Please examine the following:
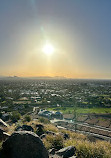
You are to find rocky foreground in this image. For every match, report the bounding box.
[0,118,111,158]
[0,131,76,158]
[0,119,76,158]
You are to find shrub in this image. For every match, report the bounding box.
[38,117,50,124]
[24,115,31,122]
[44,124,59,133]
[10,111,21,123]
[43,134,64,150]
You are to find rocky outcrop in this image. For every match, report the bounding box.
[56,146,76,158]
[1,131,49,158]
[36,124,44,136]
[15,125,34,132]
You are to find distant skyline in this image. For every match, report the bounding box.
[0,0,111,79]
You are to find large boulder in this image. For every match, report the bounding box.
[56,146,76,158]
[15,125,34,132]
[1,131,49,158]
[0,128,10,141]
[36,124,44,136]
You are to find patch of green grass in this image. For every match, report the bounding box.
[47,107,111,114]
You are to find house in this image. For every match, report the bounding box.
[38,109,63,119]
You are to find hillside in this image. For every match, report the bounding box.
[0,117,111,158]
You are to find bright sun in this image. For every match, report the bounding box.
[42,43,54,55]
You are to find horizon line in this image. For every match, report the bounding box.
[0,75,111,80]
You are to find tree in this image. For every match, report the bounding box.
[72,97,79,132]
[10,111,21,123]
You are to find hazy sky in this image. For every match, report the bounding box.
[0,0,111,79]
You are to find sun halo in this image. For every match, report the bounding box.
[42,43,55,55]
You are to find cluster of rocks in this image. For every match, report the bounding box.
[0,119,10,142]
[0,119,77,158]
[49,146,76,158]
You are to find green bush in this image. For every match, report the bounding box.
[10,111,21,123]
[38,117,50,124]
[24,115,31,122]
[43,134,64,150]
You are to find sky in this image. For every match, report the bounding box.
[0,0,111,79]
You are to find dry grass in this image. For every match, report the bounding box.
[60,129,87,140]
[43,134,64,150]
[44,124,59,133]
[42,126,111,158]
[64,132,111,158]
[0,119,111,158]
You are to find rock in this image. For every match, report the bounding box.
[46,131,55,135]
[63,133,70,140]
[36,124,44,136]
[0,128,10,141]
[36,124,44,129]
[49,154,61,158]
[49,148,56,155]
[22,125,34,132]
[0,128,5,134]
[56,146,76,158]
[40,134,46,139]
[36,128,44,136]
[15,125,34,132]
[1,132,10,141]
[15,126,22,131]
[1,131,49,158]
[0,119,8,127]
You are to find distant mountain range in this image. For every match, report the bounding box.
[0,76,111,81]
[0,76,67,80]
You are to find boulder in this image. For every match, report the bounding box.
[0,128,10,141]
[15,125,34,132]
[49,148,56,155]
[0,119,8,127]
[40,134,46,139]
[1,131,49,158]
[36,124,44,129]
[56,146,76,158]
[15,126,22,131]
[36,124,44,136]
[22,125,34,132]
[46,131,55,135]
[63,133,70,140]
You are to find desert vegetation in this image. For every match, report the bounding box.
[0,117,111,158]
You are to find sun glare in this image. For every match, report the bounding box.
[42,43,54,55]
